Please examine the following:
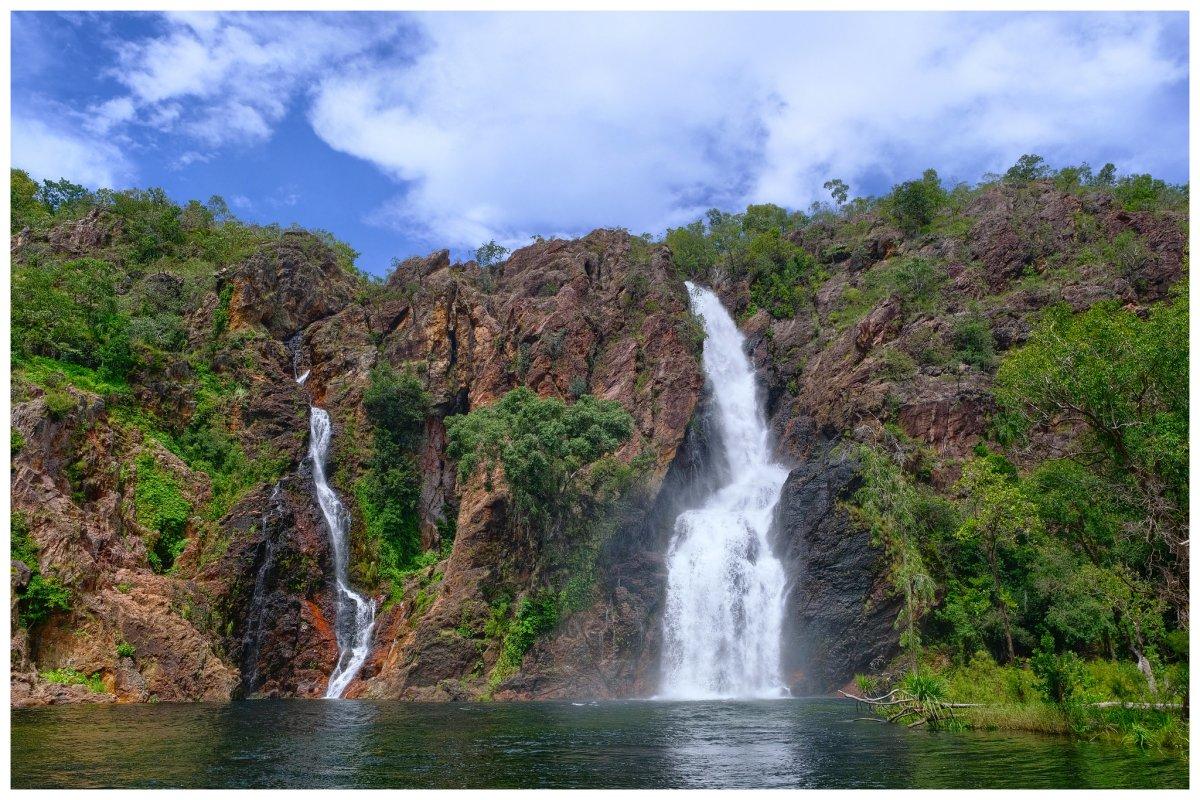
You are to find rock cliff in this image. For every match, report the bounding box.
[10,177,1185,705]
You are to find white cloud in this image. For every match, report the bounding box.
[99,11,407,146]
[28,11,1186,248]
[13,115,134,188]
[305,11,1186,247]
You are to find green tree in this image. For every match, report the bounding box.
[887,169,946,235]
[850,445,947,667]
[358,365,430,583]
[475,240,509,267]
[446,387,634,532]
[37,178,92,214]
[1004,154,1050,184]
[1093,162,1117,187]
[742,203,792,235]
[664,220,717,278]
[1113,173,1186,212]
[994,292,1188,618]
[11,169,49,232]
[953,457,1042,663]
[823,178,849,205]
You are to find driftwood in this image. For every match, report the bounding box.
[838,688,962,726]
[839,690,1184,719]
[837,690,979,708]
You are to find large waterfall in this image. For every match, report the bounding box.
[659,283,789,700]
[307,406,376,699]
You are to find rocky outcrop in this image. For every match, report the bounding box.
[11,179,1185,704]
[10,390,238,707]
[205,478,338,698]
[356,230,706,699]
[774,449,899,695]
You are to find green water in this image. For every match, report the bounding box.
[10,698,1188,789]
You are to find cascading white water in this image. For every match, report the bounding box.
[659,282,789,700]
[307,406,376,699]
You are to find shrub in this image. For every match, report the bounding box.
[951,313,995,368]
[880,347,917,380]
[885,257,946,312]
[900,668,948,704]
[134,454,192,573]
[12,513,73,628]
[489,592,561,687]
[1031,635,1086,704]
[40,668,105,694]
[43,388,76,420]
[854,673,879,696]
[20,574,72,627]
[116,641,136,659]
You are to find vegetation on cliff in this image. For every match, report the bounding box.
[8,150,1187,716]
[357,364,430,601]
[445,386,642,687]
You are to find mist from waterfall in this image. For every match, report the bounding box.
[659,282,789,700]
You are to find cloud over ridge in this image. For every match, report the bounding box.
[13,11,1188,250]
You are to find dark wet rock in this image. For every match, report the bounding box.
[774,451,899,695]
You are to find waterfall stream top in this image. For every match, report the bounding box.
[659,282,789,700]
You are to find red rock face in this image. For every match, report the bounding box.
[10,390,239,707]
[11,179,1185,704]
[352,231,705,699]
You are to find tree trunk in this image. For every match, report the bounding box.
[1131,622,1158,695]
[988,548,1015,663]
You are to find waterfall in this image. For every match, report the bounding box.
[240,484,283,696]
[307,406,377,699]
[659,282,789,700]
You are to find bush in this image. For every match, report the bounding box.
[1031,635,1086,704]
[20,574,72,628]
[900,667,948,704]
[43,387,76,420]
[134,454,192,573]
[489,592,561,687]
[951,313,995,368]
[12,512,73,628]
[40,668,105,694]
[116,641,136,659]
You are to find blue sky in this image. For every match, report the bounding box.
[12,11,1189,276]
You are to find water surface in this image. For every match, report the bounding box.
[11,698,1187,789]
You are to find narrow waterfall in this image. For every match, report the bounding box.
[307,406,377,699]
[240,483,283,696]
[287,340,377,700]
[659,282,789,700]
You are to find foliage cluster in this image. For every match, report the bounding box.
[133,454,192,573]
[11,512,73,629]
[355,364,432,598]
[850,286,1188,714]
